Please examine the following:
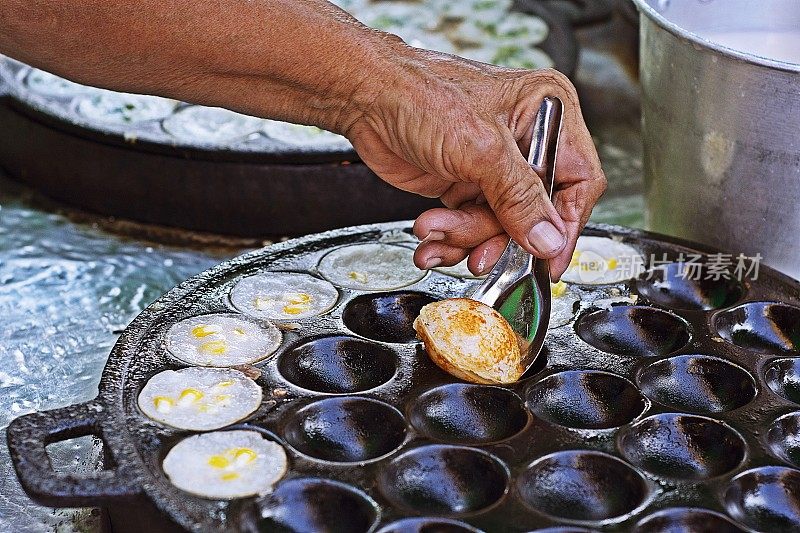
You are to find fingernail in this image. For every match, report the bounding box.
[476,248,490,275]
[527,220,566,255]
[422,230,446,243]
[423,257,442,269]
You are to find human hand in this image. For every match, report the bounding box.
[344,46,606,280]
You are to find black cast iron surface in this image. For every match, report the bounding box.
[7,222,800,532]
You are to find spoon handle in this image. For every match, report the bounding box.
[471,96,563,307]
[528,96,562,200]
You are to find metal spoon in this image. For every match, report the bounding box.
[471,96,563,374]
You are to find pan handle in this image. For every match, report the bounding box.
[6,399,143,507]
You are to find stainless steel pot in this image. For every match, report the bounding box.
[632,0,800,280]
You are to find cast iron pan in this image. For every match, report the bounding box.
[7,222,800,532]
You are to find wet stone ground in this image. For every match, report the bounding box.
[0,176,235,531]
[0,14,644,533]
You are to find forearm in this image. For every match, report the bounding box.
[0,0,402,131]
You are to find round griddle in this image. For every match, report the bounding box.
[8,222,800,532]
[0,2,576,238]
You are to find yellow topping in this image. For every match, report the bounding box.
[288,293,312,304]
[234,448,257,465]
[179,388,204,402]
[199,340,228,355]
[284,294,312,314]
[607,258,618,270]
[214,394,232,403]
[221,472,240,481]
[283,303,310,315]
[215,380,234,388]
[232,327,247,336]
[551,281,568,298]
[208,455,230,469]
[207,448,257,471]
[348,271,368,284]
[282,293,313,315]
[153,396,174,412]
[191,324,220,338]
[569,251,581,268]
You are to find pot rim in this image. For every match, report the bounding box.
[631,0,800,73]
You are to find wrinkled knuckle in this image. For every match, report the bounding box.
[493,175,544,226]
[597,174,608,195]
[590,169,608,197]
[531,68,577,103]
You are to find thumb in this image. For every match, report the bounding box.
[478,134,567,258]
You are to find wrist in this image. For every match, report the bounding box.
[331,31,414,134]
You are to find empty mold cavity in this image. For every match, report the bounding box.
[517,450,648,522]
[526,370,646,429]
[343,292,437,343]
[634,262,743,310]
[637,355,756,414]
[765,358,800,404]
[282,397,406,463]
[278,335,397,394]
[409,384,528,445]
[247,478,379,533]
[379,445,508,515]
[767,412,800,467]
[575,306,690,357]
[633,507,745,533]
[618,413,746,480]
[714,302,800,354]
[724,466,800,532]
[375,518,482,533]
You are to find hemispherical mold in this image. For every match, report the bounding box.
[408,384,528,445]
[526,370,647,429]
[166,313,282,367]
[379,445,509,515]
[278,335,397,394]
[138,366,261,431]
[637,355,756,414]
[561,235,644,285]
[343,292,437,343]
[516,450,648,522]
[765,358,800,404]
[247,478,379,533]
[714,302,800,354]
[229,271,339,321]
[618,413,746,480]
[317,243,425,291]
[575,306,690,357]
[767,412,800,467]
[633,507,745,533]
[724,466,800,532]
[376,517,482,533]
[282,397,406,463]
[634,262,744,310]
